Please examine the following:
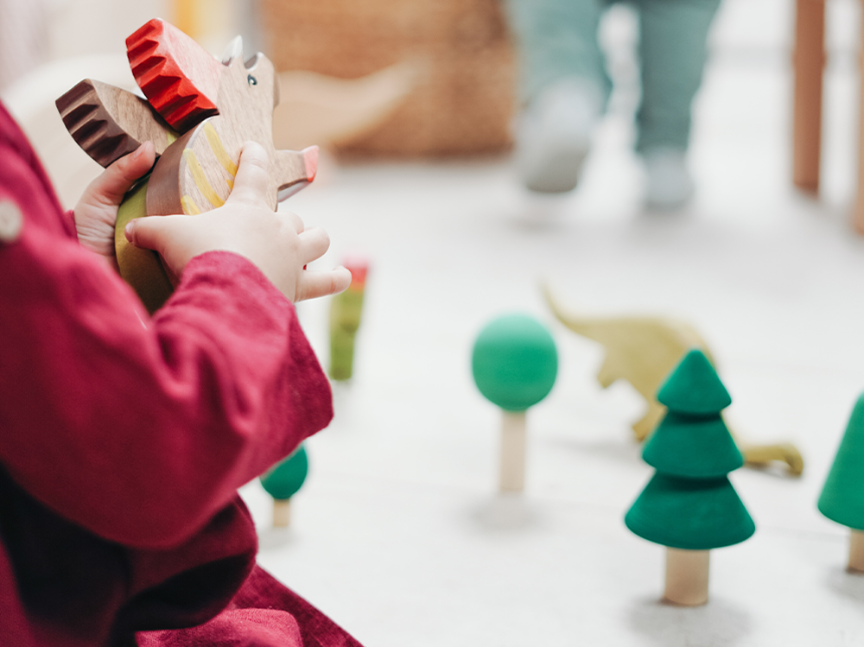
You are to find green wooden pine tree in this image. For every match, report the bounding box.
[625,349,755,605]
[818,392,864,572]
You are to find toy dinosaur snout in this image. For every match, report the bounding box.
[304,146,318,182]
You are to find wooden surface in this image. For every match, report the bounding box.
[792,0,825,195]
[848,529,864,572]
[856,6,864,233]
[790,0,864,233]
[500,411,527,493]
[55,79,177,168]
[113,179,175,314]
[664,548,710,606]
[273,499,291,528]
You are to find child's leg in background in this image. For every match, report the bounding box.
[636,0,720,153]
[635,0,721,207]
[503,0,611,192]
[504,0,608,105]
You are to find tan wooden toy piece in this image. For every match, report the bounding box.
[141,35,317,217]
[272,499,292,528]
[500,411,528,493]
[849,529,864,573]
[664,548,709,606]
[543,285,804,476]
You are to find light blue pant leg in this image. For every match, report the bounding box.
[634,0,721,152]
[503,0,609,105]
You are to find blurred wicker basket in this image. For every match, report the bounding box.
[260,0,516,157]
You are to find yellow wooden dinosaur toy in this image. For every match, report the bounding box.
[543,285,804,476]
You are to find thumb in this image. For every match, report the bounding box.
[226,141,271,207]
[124,214,180,254]
[84,142,156,207]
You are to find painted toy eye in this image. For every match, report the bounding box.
[247,74,257,86]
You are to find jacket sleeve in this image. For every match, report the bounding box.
[0,134,332,550]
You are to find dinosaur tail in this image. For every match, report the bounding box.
[542,282,603,338]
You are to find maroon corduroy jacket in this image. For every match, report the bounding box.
[0,101,361,647]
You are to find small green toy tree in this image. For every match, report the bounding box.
[472,314,558,493]
[625,349,755,606]
[818,393,864,572]
[260,445,309,527]
[329,257,369,381]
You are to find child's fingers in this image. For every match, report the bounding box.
[295,266,352,302]
[280,210,305,234]
[298,227,331,264]
[124,214,181,254]
[226,142,271,207]
[83,142,156,207]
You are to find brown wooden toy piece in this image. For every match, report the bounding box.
[56,18,318,312]
[55,79,178,168]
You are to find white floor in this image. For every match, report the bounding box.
[233,1,864,645]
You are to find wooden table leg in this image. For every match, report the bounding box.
[855,8,864,232]
[792,0,825,195]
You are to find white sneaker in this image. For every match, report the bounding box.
[514,79,602,193]
[643,148,694,210]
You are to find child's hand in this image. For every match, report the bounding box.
[124,142,352,303]
[74,142,156,269]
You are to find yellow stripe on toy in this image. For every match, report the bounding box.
[181,195,202,215]
[204,122,238,176]
[183,148,224,208]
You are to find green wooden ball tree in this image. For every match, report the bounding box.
[625,349,755,606]
[260,444,309,527]
[472,314,558,493]
[818,392,864,572]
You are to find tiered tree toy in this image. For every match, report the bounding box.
[329,256,369,381]
[625,349,756,606]
[818,393,864,572]
[471,314,558,493]
[260,445,309,528]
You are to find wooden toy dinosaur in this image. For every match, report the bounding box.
[55,18,317,312]
[543,285,804,476]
